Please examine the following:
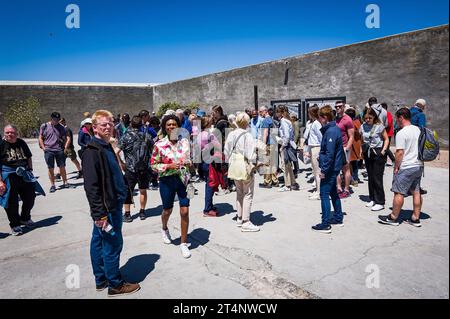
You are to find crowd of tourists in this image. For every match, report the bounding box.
[0,96,437,296]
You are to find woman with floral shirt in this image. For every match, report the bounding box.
[151,114,192,258]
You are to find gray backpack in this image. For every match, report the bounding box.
[418,127,440,162]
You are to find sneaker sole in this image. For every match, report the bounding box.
[312,229,332,234]
[378,220,399,226]
[407,221,422,228]
[371,207,385,212]
[241,228,260,232]
[108,286,141,297]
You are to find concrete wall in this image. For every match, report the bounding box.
[0,84,153,133]
[153,25,449,145]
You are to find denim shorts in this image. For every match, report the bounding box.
[44,150,66,169]
[159,175,190,209]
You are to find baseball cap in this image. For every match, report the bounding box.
[51,112,61,120]
[196,110,206,117]
[80,118,92,126]
[415,99,427,107]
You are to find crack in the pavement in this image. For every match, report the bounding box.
[183,228,318,299]
[302,236,404,288]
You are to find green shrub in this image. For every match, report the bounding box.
[156,102,181,117]
[5,96,41,138]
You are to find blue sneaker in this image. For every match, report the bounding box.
[312,223,332,234]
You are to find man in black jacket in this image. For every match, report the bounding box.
[82,109,140,297]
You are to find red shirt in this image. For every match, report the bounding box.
[336,114,354,147]
[386,111,394,137]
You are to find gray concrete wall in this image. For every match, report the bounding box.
[153,25,449,145]
[0,84,153,133]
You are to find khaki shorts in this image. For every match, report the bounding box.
[64,147,77,161]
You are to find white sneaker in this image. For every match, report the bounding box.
[180,243,191,258]
[371,204,385,211]
[278,186,291,192]
[161,229,172,244]
[241,221,260,232]
[309,192,320,200]
[11,226,23,236]
[365,201,375,208]
[236,218,243,227]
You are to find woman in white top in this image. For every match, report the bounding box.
[276,105,298,192]
[360,107,389,212]
[224,112,260,232]
[305,105,323,200]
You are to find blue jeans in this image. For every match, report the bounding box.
[159,175,190,209]
[90,205,124,288]
[351,160,359,182]
[320,171,343,226]
[201,163,214,212]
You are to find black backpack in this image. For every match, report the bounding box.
[134,131,153,172]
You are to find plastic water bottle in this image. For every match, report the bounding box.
[187,183,195,199]
[103,223,115,236]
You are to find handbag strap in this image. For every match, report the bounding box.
[231,131,248,155]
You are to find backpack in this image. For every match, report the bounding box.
[41,123,66,148]
[134,131,153,172]
[418,127,440,162]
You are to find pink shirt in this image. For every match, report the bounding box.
[336,114,354,147]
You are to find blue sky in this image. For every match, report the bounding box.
[0,0,448,83]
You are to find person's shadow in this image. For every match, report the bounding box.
[21,216,62,234]
[173,228,210,250]
[120,254,160,284]
[0,232,9,239]
[251,211,276,226]
[132,205,163,220]
[359,195,371,203]
[398,210,431,223]
[214,203,236,216]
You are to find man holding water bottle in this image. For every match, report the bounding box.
[82,110,141,297]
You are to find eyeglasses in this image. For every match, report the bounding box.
[97,122,113,128]
[335,105,344,109]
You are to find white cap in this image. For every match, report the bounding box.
[164,109,176,116]
[415,99,427,107]
[80,118,92,126]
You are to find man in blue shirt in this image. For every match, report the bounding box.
[250,109,263,140]
[259,106,279,188]
[410,99,427,129]
[176,109,193,136]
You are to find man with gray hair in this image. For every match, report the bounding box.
[0,125,42,236]
[410,99,428,195]
[410,98,427,129]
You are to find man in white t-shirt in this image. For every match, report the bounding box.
[378,108,424,227]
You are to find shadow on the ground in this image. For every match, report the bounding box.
[22,216,62,234]
[215,203,236,216]
[0,232,9,239]
[299,167,312,174]
[251,211,276,226]
[121,254,160,283]
[173,227,210,250]
[359,195,371,202]
[398,210,431,222]
[131,205,163,220]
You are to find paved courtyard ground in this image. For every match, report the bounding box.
[0,139,448,299]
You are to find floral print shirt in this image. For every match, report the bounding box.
[151,136,191,180]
